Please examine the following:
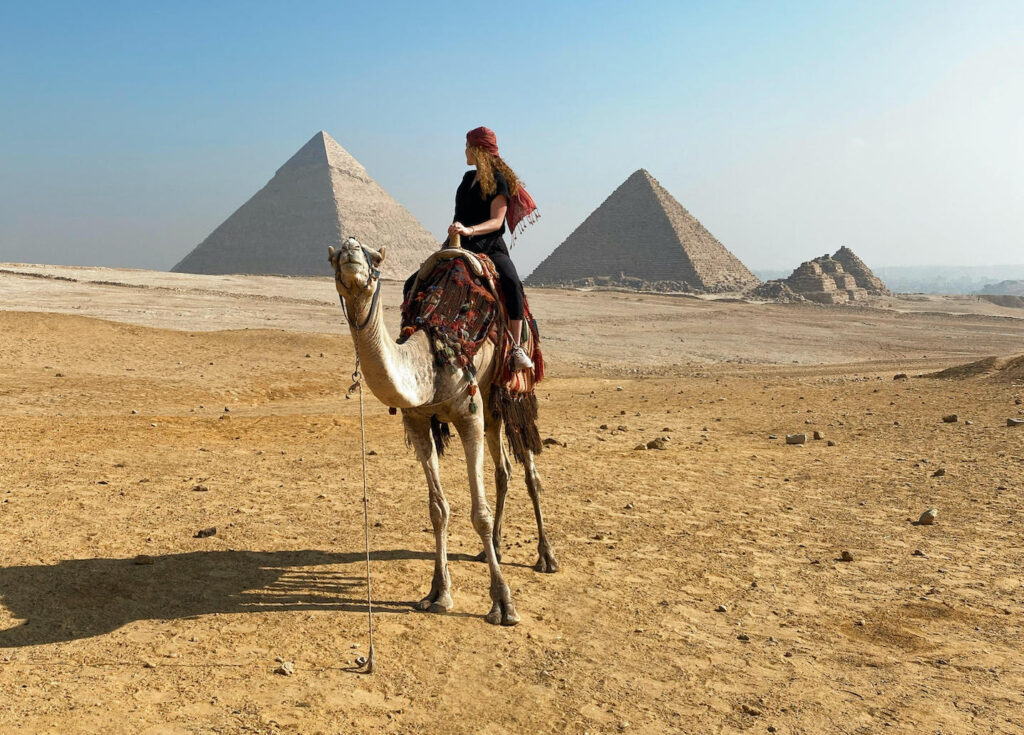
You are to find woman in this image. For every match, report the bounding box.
[407,126,539,371]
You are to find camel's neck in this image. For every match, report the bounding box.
[343,285,436,408]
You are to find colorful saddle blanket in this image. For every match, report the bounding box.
[399,251,544,462]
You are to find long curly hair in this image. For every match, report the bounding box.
[468,147,522,199]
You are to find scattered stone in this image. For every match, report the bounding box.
[854,619,865,626]
[224,407,230,413]
[741,703,762,716]
[737,633,750,641]
[812,431,823,441]
[624,503,634,510]
[366,450,377,456]
[599,424,608,430]
[194,527,217,538]
[785,434,806,445]
[894,373,908,380]
[965,420,974,425]
[768,435,778,440]
[617,425,628,431]
[941,414,958,423]
[542,437,566,447]
[616,386,623,391]
[839,550,854,562]
[646,437,669,450]
[142,660,157,669]
[274,661,295,676]
[133,554,155,565]
[355,656,368,667]
[1008,418,1024,427]
[715,604,728,613]
[913,549,926,557]
[931,468,945,478]
[827,440,837,447]
[192,484,209,492]
[130,409,138,415]
[918,509,938,526]
[633,444,647,451]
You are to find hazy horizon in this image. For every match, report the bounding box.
[2,2,1023,279]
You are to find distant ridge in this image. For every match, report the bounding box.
[172,131,437,279]
[526,169,759,292]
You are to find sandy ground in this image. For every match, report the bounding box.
[1,265,1023,734]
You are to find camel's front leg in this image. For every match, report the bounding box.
[475,419,512,563]
[404,413,453,613]
[523,450,558,573]
[455,414,519,626]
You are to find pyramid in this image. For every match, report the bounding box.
[831,246,889,294]
[172,131,438,279]
[526,169,759,292]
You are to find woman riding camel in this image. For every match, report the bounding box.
[406,126,539,371]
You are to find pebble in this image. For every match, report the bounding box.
[840,550,854,562]
[918,509,938,526]
[941,414,958,423]
[894,373,908,380]
[633,444,647,451]
[812,431,823,440]
[130,409,138,415]
[768,435,778,440]
[355,656,368,667]
[194,527,217,538]
[785,434,806,445]
[737,633,750,641]
[1008,418,1024,427]
[646,437,669,450]
[542,437,566,447]
[741,704,762,716]
[192,484,209,492]
[931,468,945,478]
[855,619,865,626]
[827,440,837,447]
[274,661,295,676]
[913,549,926,557]
[616,386,623,392]
[715,604,728,613]
[624,503,634,510]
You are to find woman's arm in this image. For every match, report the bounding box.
[448,195,508,237]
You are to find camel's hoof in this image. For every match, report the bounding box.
[474,549,502,563]
[415,592,453,613]
[534,550,559,574]
[484,600,519,626]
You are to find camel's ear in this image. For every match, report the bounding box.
[328,245,336,262]
[375,246,387,265]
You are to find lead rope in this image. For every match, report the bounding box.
[350,345,376,674]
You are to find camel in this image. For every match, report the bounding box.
[328,237,557,627]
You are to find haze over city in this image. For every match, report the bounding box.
[2,1,1022,279]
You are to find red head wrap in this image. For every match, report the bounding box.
[465,127,539,242]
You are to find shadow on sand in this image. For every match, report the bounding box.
[0,548,476,648]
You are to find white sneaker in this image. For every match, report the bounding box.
[510,345,534,372]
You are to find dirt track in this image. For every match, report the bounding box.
[1,266,1023,734]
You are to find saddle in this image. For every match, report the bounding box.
[400,235,544,462]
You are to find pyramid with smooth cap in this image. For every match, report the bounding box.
[526,169,759,292]
[172,131,438,278]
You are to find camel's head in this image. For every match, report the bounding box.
[328,237,387,297]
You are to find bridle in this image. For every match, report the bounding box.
[338,246,382,331]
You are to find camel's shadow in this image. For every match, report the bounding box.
[0,548,476,648]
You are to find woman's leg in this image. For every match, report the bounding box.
[488,252,525,343]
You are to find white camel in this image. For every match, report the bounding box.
[329,237,557,626]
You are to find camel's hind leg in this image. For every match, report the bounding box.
[523,450,558,573]
[403,413,453,613]
[455,413,519,626]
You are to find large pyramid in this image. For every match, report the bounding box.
[526,169,759,292]
[172,131,438,279]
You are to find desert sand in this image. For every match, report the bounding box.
[1,264,1023,734]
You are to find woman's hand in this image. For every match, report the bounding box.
[448,222,473,237]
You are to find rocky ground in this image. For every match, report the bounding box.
[1,265,1023,734]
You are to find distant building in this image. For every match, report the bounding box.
[173,131,437,279]
[526,169,760,293]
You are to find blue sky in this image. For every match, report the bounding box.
[2,1,1022,276]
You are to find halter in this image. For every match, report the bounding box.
[340,246,382,331]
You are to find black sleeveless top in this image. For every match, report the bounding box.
[453,170,511,256]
